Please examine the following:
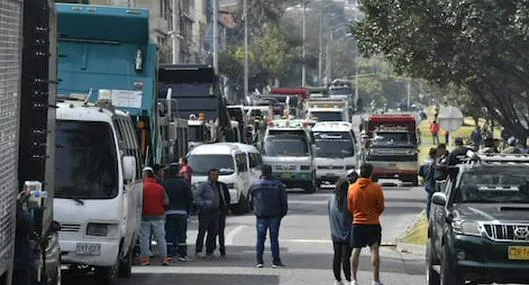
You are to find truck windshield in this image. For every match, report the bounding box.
[455,169,529,203]
[263,136,310,157]
[188,154,235,175]
[310,111,343,122]
[372,131,414,145]
[313,131,354,158]
[329,87,351,96]
[55,120,118,199]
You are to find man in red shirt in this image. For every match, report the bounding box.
[140,167,170,266]
[179,157,193,184]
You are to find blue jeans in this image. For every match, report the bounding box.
[166,214,188,257]
[256,217,282,264]
[140,218,167,257]
[426,191,433,220]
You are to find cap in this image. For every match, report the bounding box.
[142,166,154,173]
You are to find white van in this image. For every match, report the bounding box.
[219,143,263,183]
[311,121,357,187]
[54,99,143,284]
[187,143,251,214]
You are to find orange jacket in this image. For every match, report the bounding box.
[348,178,385,225]
[430,122,440,134]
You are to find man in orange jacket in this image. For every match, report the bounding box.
[348,163,385,285]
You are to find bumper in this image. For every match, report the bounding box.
[315,170,345,182]
[451,234,529,283]
[368,161,417,179]
[272,171,312,187]
[60,238,120,267]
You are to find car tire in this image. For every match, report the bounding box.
[94,259,119,285]
[440,244,464,285]
[426,240,440,285]
[118,244,133,278]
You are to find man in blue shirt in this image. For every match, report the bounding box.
[250,165,288,268]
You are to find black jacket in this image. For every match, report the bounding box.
[250,178,288,219]
[164,177,193,214]
[217,182,231,215]
[14,203,34,271]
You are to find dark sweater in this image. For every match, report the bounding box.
[164,177,193,214]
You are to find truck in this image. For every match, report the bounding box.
[270,88,310,118]
[305,98,351,122]
[1,1,61,284]
[364,114,419,185]
[158,64,236,147]
[56,3,186,166]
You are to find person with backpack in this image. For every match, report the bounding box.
[419,148,437,219]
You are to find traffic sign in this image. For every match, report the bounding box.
[437,106,464,132]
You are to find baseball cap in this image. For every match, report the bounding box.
[142,166,154,173]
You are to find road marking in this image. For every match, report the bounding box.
[281,239,333,244]
[225,225,247,245]
[287,200,328,205]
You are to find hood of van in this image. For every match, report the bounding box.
[54,198,122,227]
[262,156,311,165]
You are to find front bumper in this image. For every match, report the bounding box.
[368,161,417,179]
[450,234,529,284]
[60,238,120,267]
[272,171,312,187]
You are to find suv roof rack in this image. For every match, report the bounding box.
[459,153,529,165]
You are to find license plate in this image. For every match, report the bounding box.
[281,172,292,179]
[508,246,529,260]
[387,163,397,168]
[76,243,101,256]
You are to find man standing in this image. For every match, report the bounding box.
[419,148,437,219]
[348,163,385,285]
[250,165,288,268]
[216,180,231,257]
[179,157,193,185]
[446,137,473,166]
[140,167,170,266]
[164,164,193,262]
[429,120,440,145]
[195,169,221,258]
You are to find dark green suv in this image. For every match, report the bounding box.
[426,154,529,285]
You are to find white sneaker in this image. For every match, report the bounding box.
[334,281,344,285]
[371,281,384,285]
[351,281,358,285]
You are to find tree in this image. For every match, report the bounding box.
[354,0,529,139]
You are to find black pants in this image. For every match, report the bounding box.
[332,241,352,282]
[196,213,219,254]
[218,213,227,255]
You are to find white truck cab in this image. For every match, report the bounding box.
[305,99,351,122]
[54,99,142,285]
[187,143,252,214]
[311,121,357,186]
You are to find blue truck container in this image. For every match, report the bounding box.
[56,3,162,164]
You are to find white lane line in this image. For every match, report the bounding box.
[287,200,328,205]
[281,239,332,244]
[225,225,247,245]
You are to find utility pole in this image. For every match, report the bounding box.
[318,5,323,85]
[353,8,359,104]
[212,0,219,73]
[326,32,332,82]
[301,1,306,87]
[171,0,178,64]
[243,0,249,99]
[407,79,411,110]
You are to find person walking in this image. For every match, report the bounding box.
[471,125,483,149]
[348,163,385,285]
[163,164,193,262]
[419,148,437,219]
[140,167,170,266]
[179,157,193,185]
[195,169,221,258]
[216,180,231,257]
[429,120,440,145]
[250,165,288,268]
[328,178,353,285]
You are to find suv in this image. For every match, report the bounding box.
[426,154,529,285]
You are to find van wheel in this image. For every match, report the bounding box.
[118,245,133,278]
[94,259,119,285]
[232,193,248,215]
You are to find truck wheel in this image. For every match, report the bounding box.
[426,240,440,285]
[440,245,464,285]
[315,179,322,188]
[411,176,419,186]
[118,245,133,278]
[304,179,316,194]
[95,259,119,285]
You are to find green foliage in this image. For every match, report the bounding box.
[354,0,529,138]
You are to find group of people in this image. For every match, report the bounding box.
[328,163,386,285]
[140,158,290,268]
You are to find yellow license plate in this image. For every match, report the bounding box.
[508,246,529,260]
[281,172,292,179]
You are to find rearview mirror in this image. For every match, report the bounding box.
[432,192,447,206]
[122,156,136,181]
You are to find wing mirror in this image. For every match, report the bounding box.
[50,221,61,232]
[432,192,447,206]
[122,156,136,181]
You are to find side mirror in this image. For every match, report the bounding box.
[122,156,136,181]
[50,221,61,232]
[432,192,447,206]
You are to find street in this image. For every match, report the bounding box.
[62,183,427,285]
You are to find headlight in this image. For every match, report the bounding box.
[300,165,311,170]
[86,223,118,237]
[452,220,482,236]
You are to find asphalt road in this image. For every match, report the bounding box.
[62,182,428,285]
